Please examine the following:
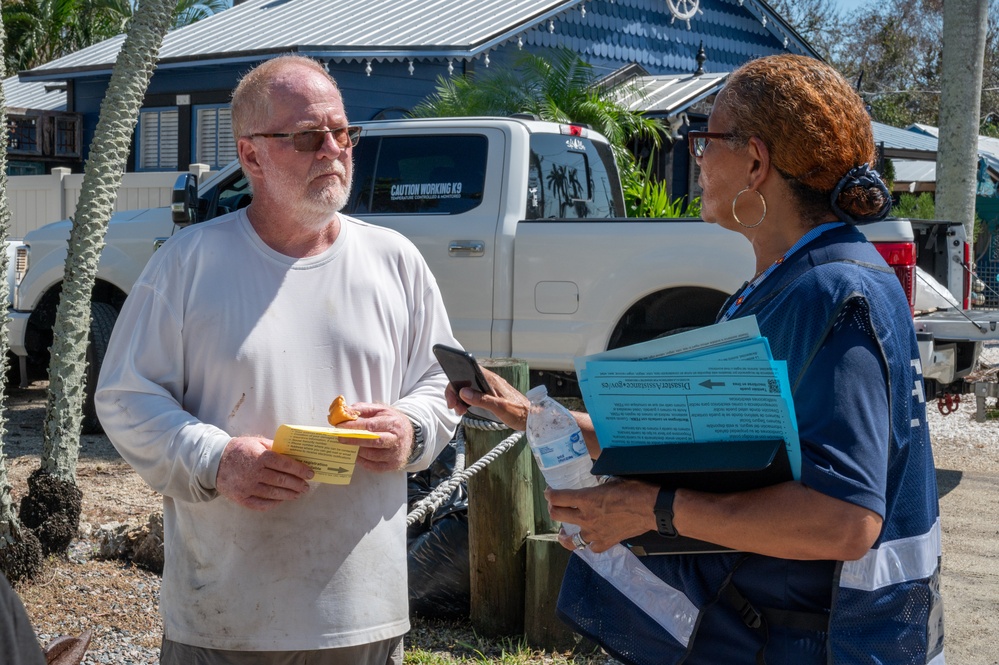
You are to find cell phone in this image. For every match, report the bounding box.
[432,344,500,421]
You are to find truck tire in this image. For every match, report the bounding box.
[82,303,118,435]
[608,287,729,350]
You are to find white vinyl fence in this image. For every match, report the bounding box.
[5,164,213,239]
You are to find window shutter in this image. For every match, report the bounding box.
[159,111,178,169]
[196,106,236,168]
[139,109,179,170]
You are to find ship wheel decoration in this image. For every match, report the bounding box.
[667,0,702,29]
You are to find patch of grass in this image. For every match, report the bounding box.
[405,616,610,664]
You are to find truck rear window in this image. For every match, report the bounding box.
[347,135,487,215]
[527,134,621,219]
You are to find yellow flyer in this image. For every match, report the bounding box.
[272,424,379,485]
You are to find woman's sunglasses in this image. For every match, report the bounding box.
[688,131,736,158]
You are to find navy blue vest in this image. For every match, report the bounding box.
[557,225,944,664]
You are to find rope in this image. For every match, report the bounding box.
[406,416,525,527]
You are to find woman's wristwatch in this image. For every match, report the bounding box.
[654,487,678,538]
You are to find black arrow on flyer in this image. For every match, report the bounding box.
[699,379,726,389]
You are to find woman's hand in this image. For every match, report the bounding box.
[445,367,531,431]
[547,478,660,553]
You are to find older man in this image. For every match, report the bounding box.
[96,55,460,665]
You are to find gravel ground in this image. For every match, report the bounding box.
[7,339,999,664]
[922,343,999,665]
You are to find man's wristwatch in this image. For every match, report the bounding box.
[406,418,426,465]
[654,488,678,538]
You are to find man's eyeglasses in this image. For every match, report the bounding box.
[688,131,736,158]
[248,126,361,152]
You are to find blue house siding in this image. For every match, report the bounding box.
[19,0,815,172]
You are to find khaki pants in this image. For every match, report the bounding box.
[160,636,404,665]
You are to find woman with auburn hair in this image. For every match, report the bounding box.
[447,54,942,664]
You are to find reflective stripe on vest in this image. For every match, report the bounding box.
[575,544,699,646]
[840,518,941,592]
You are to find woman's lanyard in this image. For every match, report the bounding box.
[719,222,845,322]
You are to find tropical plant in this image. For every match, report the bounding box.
[410,49,666,177]
[0,8,45,584]
[17,0,176,557]
[622,160,701,218]
[170,0,228,28]
[2,0,227,72]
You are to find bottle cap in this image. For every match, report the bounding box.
[526,385,548,403]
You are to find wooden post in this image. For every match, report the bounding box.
[467,358,532,636]
[532,463,559,534]
[524,533,574,650]
[524,534,600,653]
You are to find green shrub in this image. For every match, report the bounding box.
[892,192,936,220]
[623,161,701,218]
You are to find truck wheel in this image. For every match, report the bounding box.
[608,287,729,350]
[82,303,118,435]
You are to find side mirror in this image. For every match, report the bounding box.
[171,173,199,226]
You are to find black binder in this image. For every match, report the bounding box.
[589,439,792,555]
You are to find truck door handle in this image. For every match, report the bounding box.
[153,237,170,251]
[448,241,484,257]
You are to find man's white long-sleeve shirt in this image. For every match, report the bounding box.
[95,210,460,650]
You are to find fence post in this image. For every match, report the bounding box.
[188,163,211,180]
[467,358,531,636]
[51,167,71,221]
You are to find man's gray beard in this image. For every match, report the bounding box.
[283,170,353,233]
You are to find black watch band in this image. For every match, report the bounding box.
[654,488,678,538]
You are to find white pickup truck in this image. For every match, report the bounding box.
[8,116,998,431]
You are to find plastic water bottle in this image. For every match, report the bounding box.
[525,385,599,492]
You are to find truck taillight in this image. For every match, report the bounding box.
[963,241,973,310]
[874,241,916,313]
[560,124,584,137]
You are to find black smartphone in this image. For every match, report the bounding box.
[432,344,499,421]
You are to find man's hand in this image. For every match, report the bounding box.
[335,402,415,472]
[216,436,315,511]
[445,367,531,431]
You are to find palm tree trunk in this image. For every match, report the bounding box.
[0,9,44,583]
[25,0,176,556]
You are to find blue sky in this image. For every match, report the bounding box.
[833,0,865,15]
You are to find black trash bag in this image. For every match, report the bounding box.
[407,442,470,619]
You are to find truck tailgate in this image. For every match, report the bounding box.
[914,309,999,340]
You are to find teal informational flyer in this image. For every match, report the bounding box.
[576,316,801,480]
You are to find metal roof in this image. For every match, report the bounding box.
[2,75,67,111]
[906,122,999,163]
[879,123,999,186]
[611,71,728,115]
[21,0,819,80]
[24,0,582,78]
[872,121,940,161]
[893,160,938,186]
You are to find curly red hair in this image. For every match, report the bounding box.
[720,54,887,220]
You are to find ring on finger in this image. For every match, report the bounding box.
[571,532,589,550]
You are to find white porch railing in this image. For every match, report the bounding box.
[5,164,213,239]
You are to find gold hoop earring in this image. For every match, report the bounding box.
[732,188,766,228]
